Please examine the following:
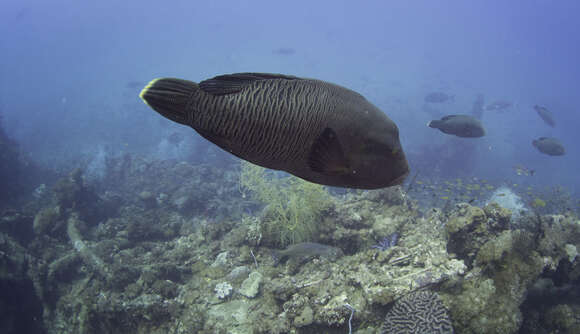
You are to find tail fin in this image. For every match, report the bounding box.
[139,78,198,125]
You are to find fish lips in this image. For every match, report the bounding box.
[387,169,410,186]
[384,153,410,187]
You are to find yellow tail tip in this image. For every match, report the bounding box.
[139,78,161,104]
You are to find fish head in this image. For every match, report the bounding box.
[339,108,410,188]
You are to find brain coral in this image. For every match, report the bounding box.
[381,290,453,334]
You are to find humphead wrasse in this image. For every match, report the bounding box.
[140,73,409,189]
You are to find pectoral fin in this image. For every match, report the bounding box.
[308,128,350,175]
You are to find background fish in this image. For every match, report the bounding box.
[271,242,343,265]
[140,73,409,189]
[532,137,565,156]
[424,92,454,103]
[428,114,485,138]
[534,105,556,127]
[485,100,513,111]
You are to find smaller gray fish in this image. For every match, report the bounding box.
[532,137,565,156]
[534,105,555,127]
[485,100,513,111]
[424,92,454,103]
[428,115,485,138]
[272,242,342,265]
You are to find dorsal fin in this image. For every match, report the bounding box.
[441,115,458,121]
[199,73,300,95]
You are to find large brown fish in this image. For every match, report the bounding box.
[532,137,565,156]
[428,114,485,138]
[140,73,409,189]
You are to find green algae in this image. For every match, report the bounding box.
[240,161,332,246]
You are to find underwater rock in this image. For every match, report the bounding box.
[445,203,491,267]
[283,293,309,318]
[47,253,81,284]
[537,215,580,260]
[318,293,351,326]
[443,278,520,333]
[240,271,262,298]
[67,213,112,281]
[138,190,156,208]
[32,206,60,235]
[447,229,544,334]
[543,304,580,333]
[172,195,192,213]
[151,279,178,299]
[294,305,314,327]
[243,216,262,247]
[565,244,578,263]
[483,202,512,233]
[125,209,180,242]
[207,299,254,331]
[226,266,251,284]
[211,251,229,267]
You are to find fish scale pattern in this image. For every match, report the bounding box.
[381,290,453,334]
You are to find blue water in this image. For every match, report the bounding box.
[1,0,578,193]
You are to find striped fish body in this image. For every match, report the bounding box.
[140,73,409,189]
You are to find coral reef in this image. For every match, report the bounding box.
[1,156,579,333]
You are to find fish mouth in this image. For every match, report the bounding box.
[388,170,409,186]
